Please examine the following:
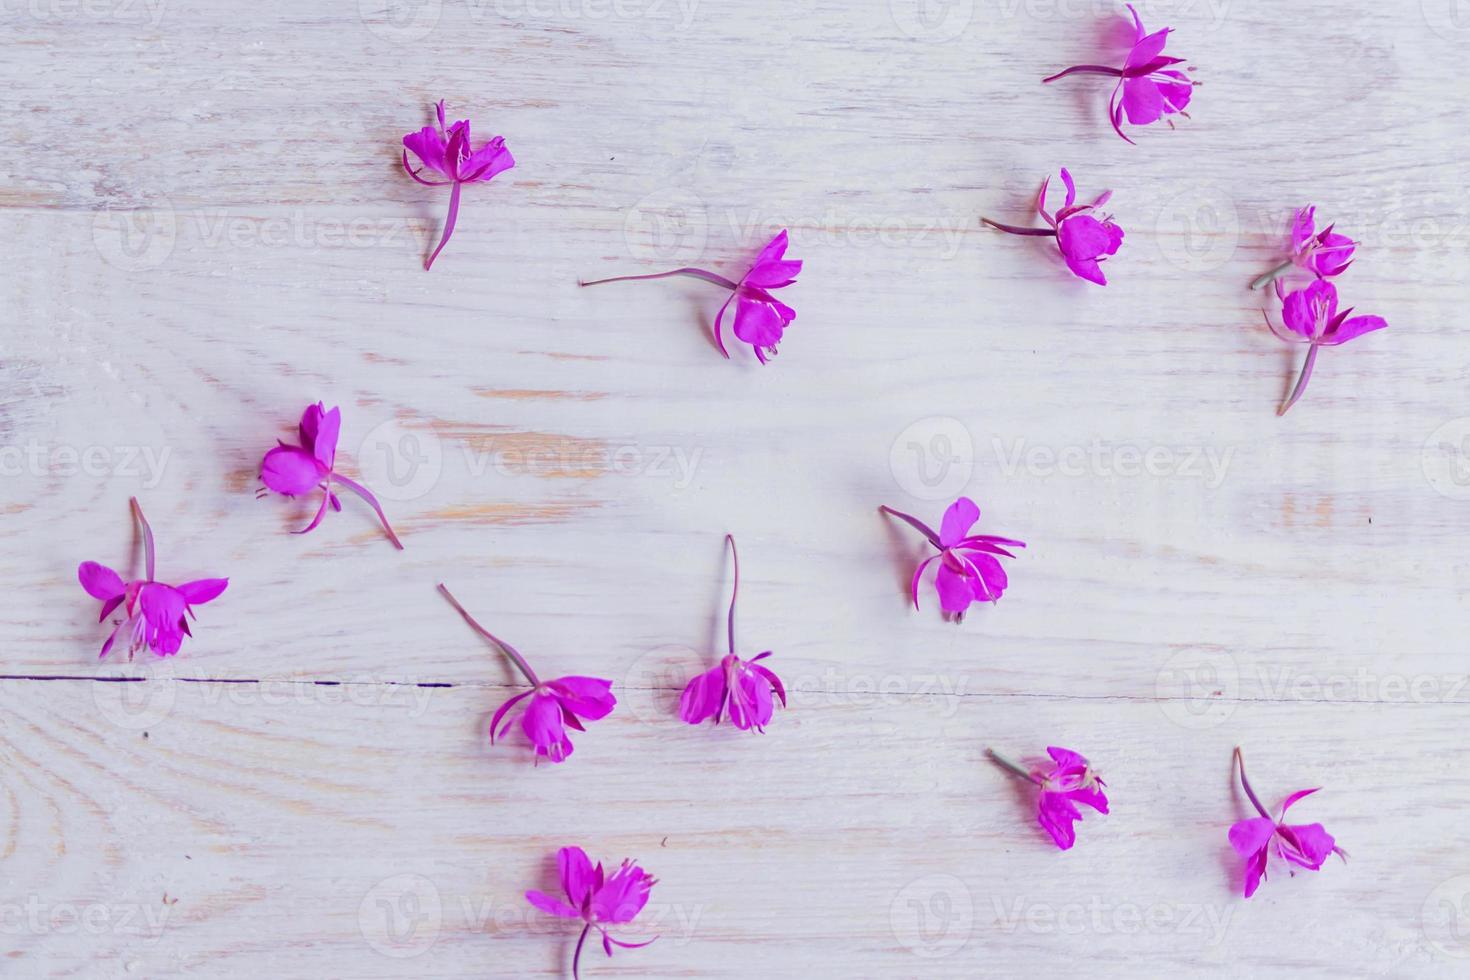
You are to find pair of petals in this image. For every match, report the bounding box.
[1035,747,1109,850]
[1279,279,1387,346]
[490,677,616,763]
[678,652,786,731]
[1228,788,1340,898]
[715,230,801,362]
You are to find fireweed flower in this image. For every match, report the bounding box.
[982,169,1124,285]
[879,497,1024,621]
[401,99,515,271]
[1228,748,1346,898]
[1042,3,1196,144]
[438,584,615,764]
[78,497,228,660]
[1250,206,1358,290]
[1264,279,1387,415]
[988,747,1109,850]
[679,536,786,731]
[525,846,656,979]
[258,402,404,550]
[580,230,801,363]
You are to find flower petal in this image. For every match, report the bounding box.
[78,562,126,601]
[546,676,617,721]
[938,497,980,547]
[559,846,597,907]
[678,664,726,725]
[934,563,974,615]
[177,578,228,606]
[261,446,327,496]
[524,890,580,919]
[1228,817,1276,857]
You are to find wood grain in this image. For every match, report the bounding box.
[3,0,1470,975]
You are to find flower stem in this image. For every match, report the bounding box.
[878,505,942,549]
[987,748,1041,784]
[725,534,740,655]
[579,267,739,290]
[981,218,1057,238]
[130,497,156,582]
[572,923,591,980]
[424,179,462,271]
[1042,64,1125,83]
[1234,747,1272,819]
[1278,341,1320,416]
[332,474,405,550]
[437,583,540,686]
[1249,259,1295,291]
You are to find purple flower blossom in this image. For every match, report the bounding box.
[1042,3,1195,143]
[983,169,1123,285]
[439,584,616,764]
[880,497,1024,621]
[580,230,801,363]
[1228,748,1346,898]
[78,498,227,659]
[1264,279,1387,415]
[1251,206,1358,290]
[989,746,1109,850]
[402,100,515,270]
[679,536,786,731]
[525,846,656,979]
[259,402,403,549]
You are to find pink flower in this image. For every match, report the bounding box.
[439,584,616,764]
[402,99,515,271]
[679,536,786,731]
[525,846,656,979]
[1228,748,1346,898]
[78,498,227,659]
[983,169,1123,285]
[1251,206,1358,290]
[988,747,1109,850]
[1264,279,1387,415]
[258,402,403,549]
[1042,3,1195,144]
[580,230,801,363]
[880,498,1025,621]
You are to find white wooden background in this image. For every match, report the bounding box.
[4,0,1470,976]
